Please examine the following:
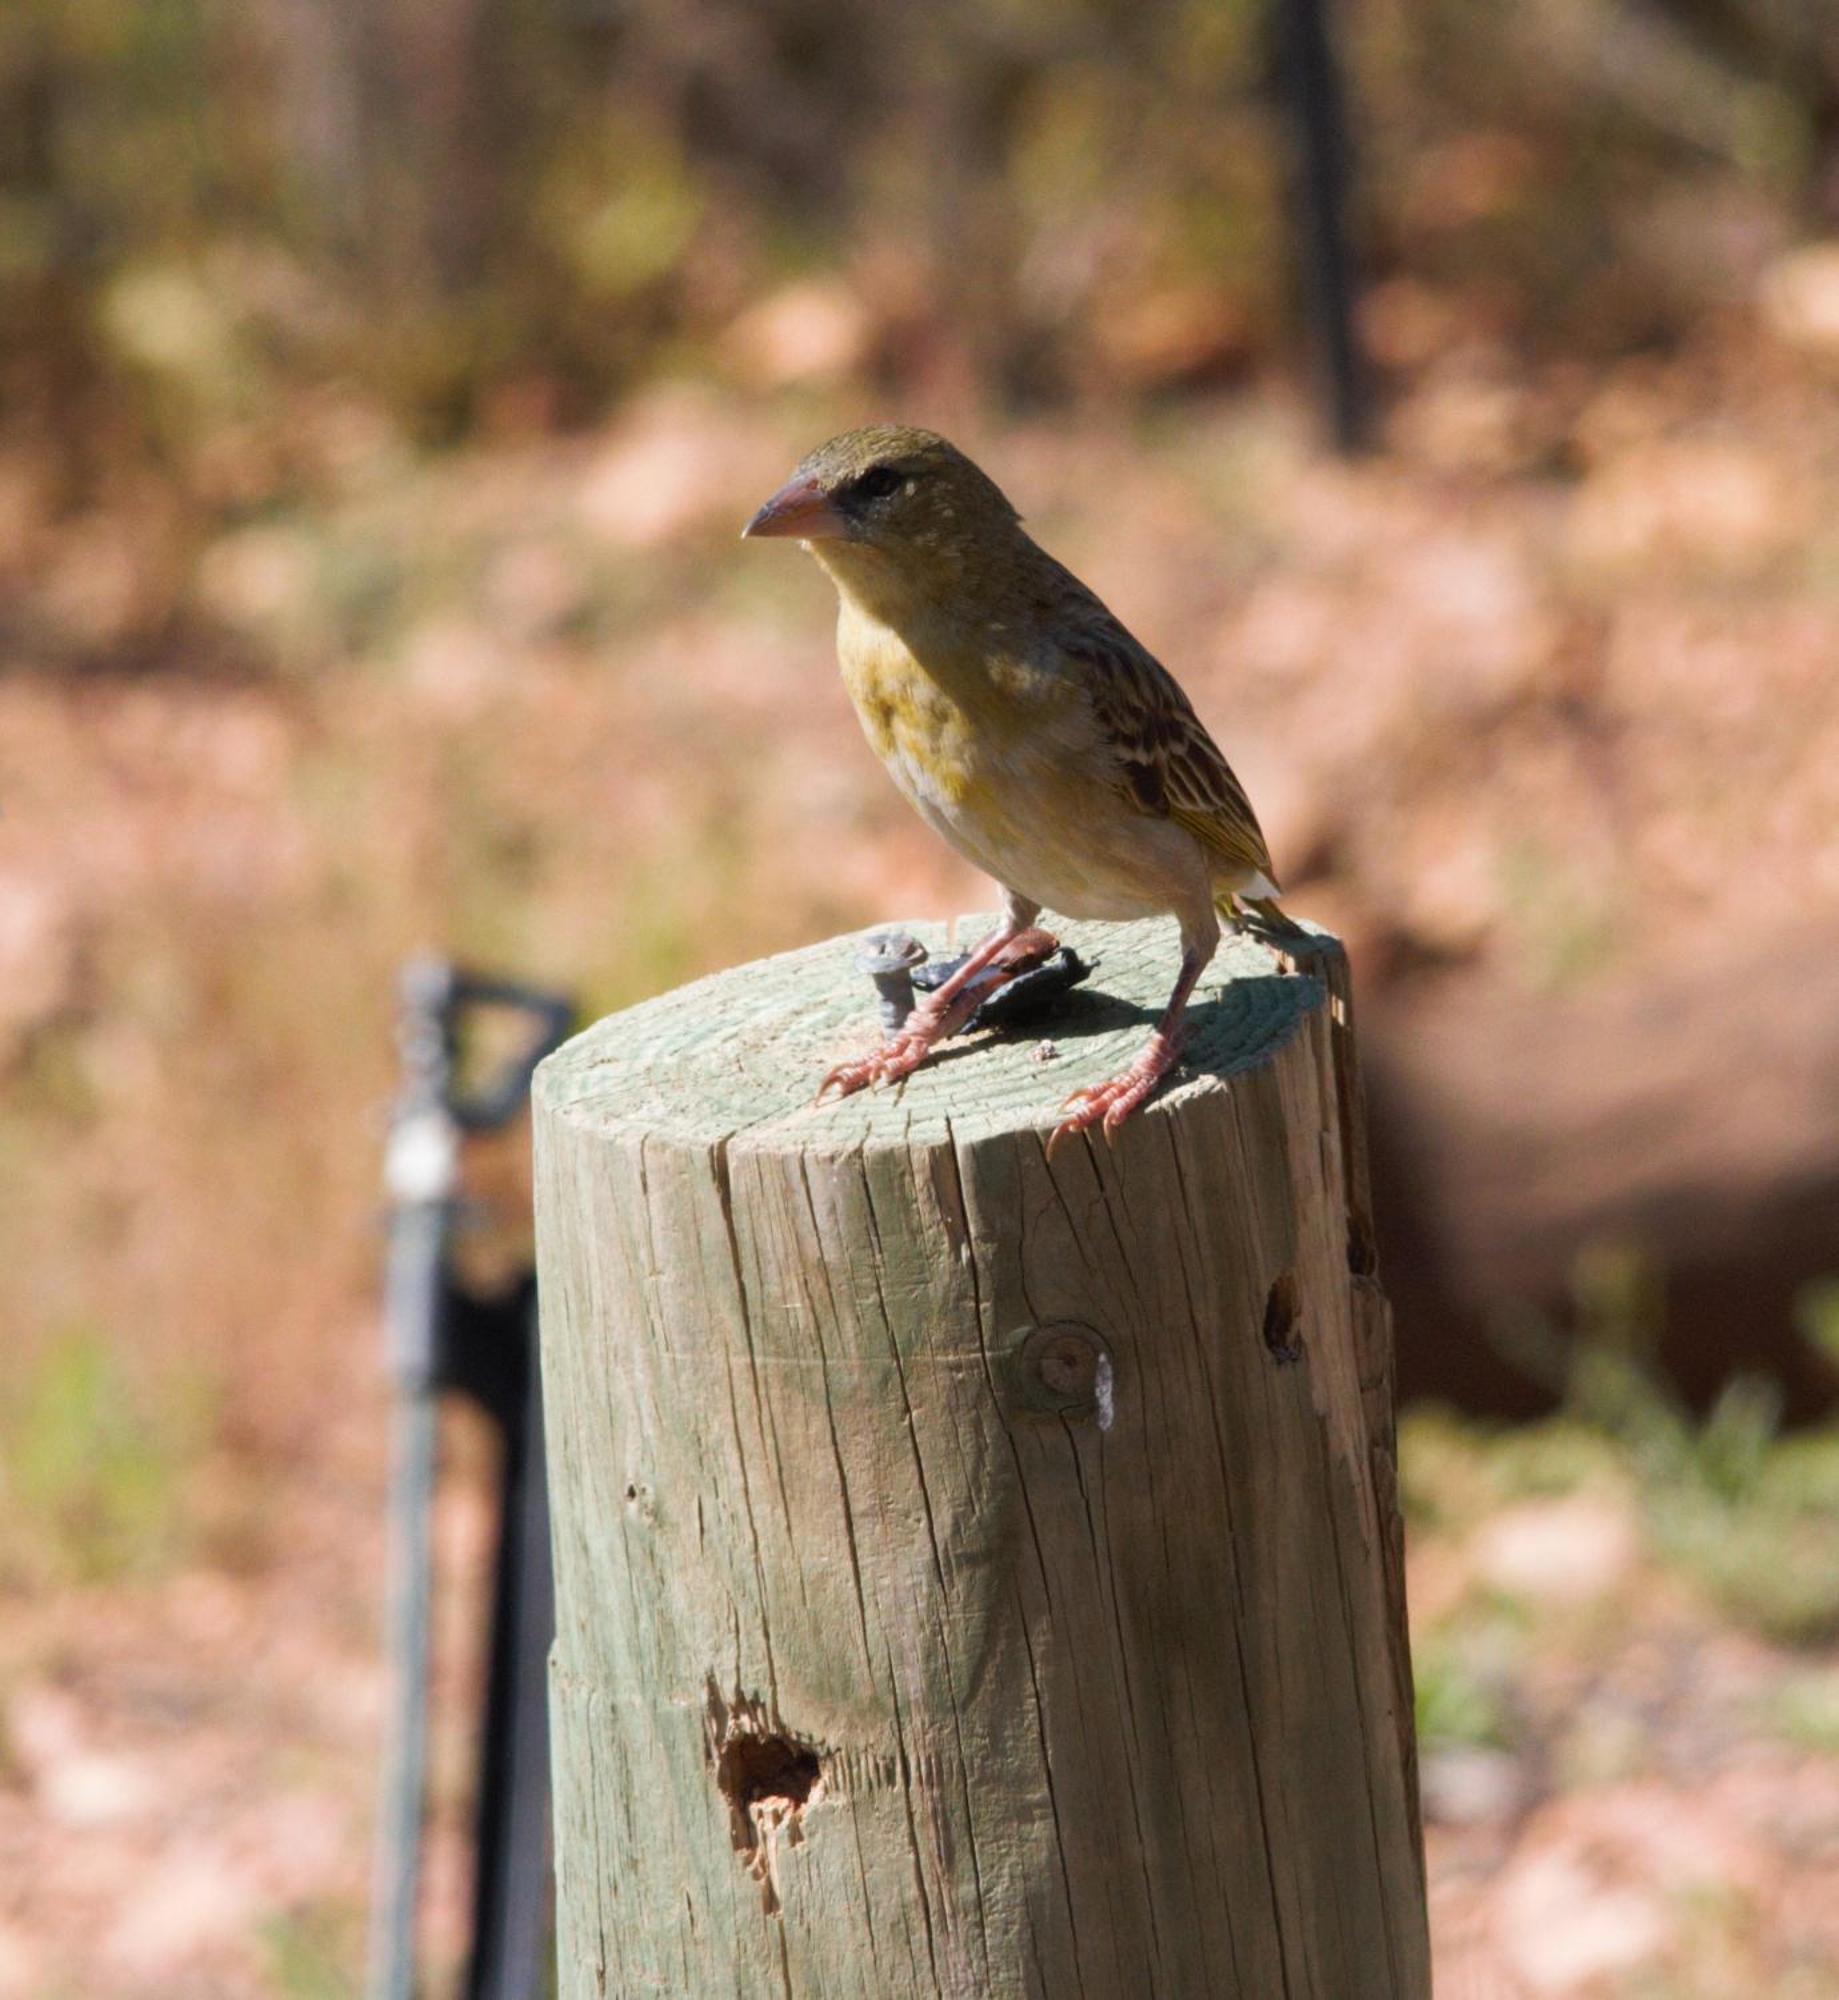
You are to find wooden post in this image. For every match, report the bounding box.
[534,915,1428,1999]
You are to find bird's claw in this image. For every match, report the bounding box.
[819,932,1064,1107]
[816,1026,936,1103]
[1046,1078,1145,1154]
[1046,1035,1181,1154]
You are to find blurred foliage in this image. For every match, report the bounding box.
[5,0,1839,488]
[1761,1668,1839,1755]
[259,1907,363,2000]
[0,1324,208,1585]
[1409,1243,1839,1649]
[1412,1610,1523,1753]
[1794,1277,1839,1372]
[1557,1247,1839,1644]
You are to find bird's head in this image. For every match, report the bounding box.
[743,425,1023,620]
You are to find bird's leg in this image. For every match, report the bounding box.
[1050,934,1214,1151]
[819,901,1054,1101]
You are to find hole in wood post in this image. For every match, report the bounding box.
[1347,1207,1378,1278]
[717,1732,823,1822]
[1262,1270,1303,1366]
[705,1683,825,1915]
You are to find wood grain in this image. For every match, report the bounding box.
[535,914,1428,1998]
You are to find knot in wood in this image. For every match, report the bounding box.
[1012,1321,1115,1426]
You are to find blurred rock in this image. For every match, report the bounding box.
[1392,528,1555,714]
[1495,1841,1667,1992]
[103,1851,257,1977]
[4,1685,83,1777]
[1472,1494,1639,1607]
[1761,243,1839,363]
[1088,286,1250,393]
[1238,757,1333,893]
[720,278,873,390]
[1422,1746,1523,1828]
[1403,132,1540,235]
[1569,369,1674,467]
[1392,368,1537,476]
[0,1921,38,1995]
[1575,1784,1770,1899]
[1390,824,1500,958]
[1360,280,1464,373]
[35,515,159,652]
[194,525,314,634]
[0,453,53,557]
[98,263,241,401]
[0,872,80,1063]
[244,1792,347,1900]
[40,1753,157,1831]
[483,539,590,644]
[1567,441,1806,578]
[577,388,779,550]
[399,619,515,720]
[6,1685,151,1828]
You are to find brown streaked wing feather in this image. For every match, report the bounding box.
[1059,607,1277,889]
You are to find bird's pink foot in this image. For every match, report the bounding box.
[981,927,1060,983]
[817,927,1062,1105]
[1049,1031,1182,1152]
[817,1017,942,1100]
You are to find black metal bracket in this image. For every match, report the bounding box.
[369,963,573,2000]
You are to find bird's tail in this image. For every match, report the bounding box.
[1218,889,1307,940]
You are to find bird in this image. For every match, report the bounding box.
[742,423,1289,1147]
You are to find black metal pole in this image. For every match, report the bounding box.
[1277,0,1372,453]
[369,964,573,2000]
[368,963,462,2000]
[459,1286,556,2000]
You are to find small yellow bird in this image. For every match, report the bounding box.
[744,424,1287,1145]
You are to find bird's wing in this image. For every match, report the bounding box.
[1059,600,1279,891]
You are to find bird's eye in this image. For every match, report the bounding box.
[849,464,905,503]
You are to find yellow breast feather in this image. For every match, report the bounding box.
[837,602,1058,808]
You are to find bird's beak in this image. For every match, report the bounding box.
[741,473,848,541]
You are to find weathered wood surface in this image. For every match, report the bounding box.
[534,914,1428,2000]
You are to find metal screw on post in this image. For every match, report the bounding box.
[857,930,929,1033]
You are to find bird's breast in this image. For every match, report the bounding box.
[837,611,1042,820]
[833,605,1216,924]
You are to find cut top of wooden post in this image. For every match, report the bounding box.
[538,913,1327,1151]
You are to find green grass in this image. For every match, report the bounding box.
[259,1907,362,2000]
[1413,1626,1518,1753]
[1583,1349,1839,1647]
[1405,1244,1839,1649]
[0,1324,209,1586]
[1758,1670,1839,1756]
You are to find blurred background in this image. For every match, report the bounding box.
[3,0,1839,1993]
